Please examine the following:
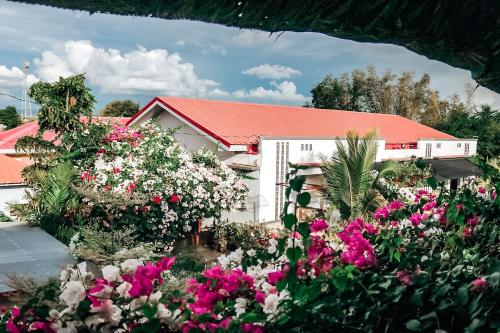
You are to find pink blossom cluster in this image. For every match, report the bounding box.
[183,266,262,332]
[372,200,404,222]
[5,307,55,333]
[414,189,436,203]
[337,218,377,268]
[106,124,142,143]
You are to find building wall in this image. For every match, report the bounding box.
[0,185,27,216]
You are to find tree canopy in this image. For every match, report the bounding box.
[310,66,468,127]
[28,74,95,135]
[0,105,21,130]
[99,100,140,117]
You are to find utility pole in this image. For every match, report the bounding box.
[21,60,32,119]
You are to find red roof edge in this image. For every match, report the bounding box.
[127,97,232,149]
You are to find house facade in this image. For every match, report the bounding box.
[128,97,478,223]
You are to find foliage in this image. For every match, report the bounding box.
[78,121,248,249]
[0,212,12,222]
[322,130,400,218]
[310,66,466,126]
[68,224,157,266]
[0,105,21,129]
[212,221,271,252]
[28,74,95,136]
[99,99,140,117]
[1,170,498,332]
[436,104,500,158]
[10,162,79,243]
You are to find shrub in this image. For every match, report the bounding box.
[78,121,248,249]
[212,221,271,252]
[69,224,157,266]
[1,168,498,333]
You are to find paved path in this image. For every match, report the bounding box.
[0,222,75,293]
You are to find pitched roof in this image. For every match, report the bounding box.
[0,117,130,151]
[129,97,456,148]
[0,154,28,185]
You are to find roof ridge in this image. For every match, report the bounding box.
[159,96,402,117]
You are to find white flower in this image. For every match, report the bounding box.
[149,291,162,304]
[268,239,278,254]
[156,303,173,320]
[120,259,142,273]
[57,321,78,333]
[247,249,256,257]
[102,265,120,282]
[60,281,86,308]
[263,293,280,316]
[116,282,132,298]
[234,297,247,317]
[218,255,230,269]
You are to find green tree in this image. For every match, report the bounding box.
[321,130,400,219]
[436,104,500,159]
[0,105,21,129]
[310,66,454,126]
[28,74,95,135]
[99,99,140,117]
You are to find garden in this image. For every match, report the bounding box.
[1,75,499,332]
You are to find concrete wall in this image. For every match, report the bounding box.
[0,185,27,216]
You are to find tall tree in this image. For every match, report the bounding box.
[310,66,459,126]
[321,130,400,219]
[0,106,21,129]
[28,74,95,135]
[99,99,140,117]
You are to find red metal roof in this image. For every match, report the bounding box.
[129,97,456,147]
[0,117,130,150]
[0,154,28,185]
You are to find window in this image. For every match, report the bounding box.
[436,143,441,148]
[457,143,462,148]
[464,143,470,156]
[301,143,313,151]
[425,143,432,158]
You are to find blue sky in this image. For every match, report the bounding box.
[0,0,499,112]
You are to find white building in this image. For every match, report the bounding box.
[0,154,28,216]
[128,97,479,223]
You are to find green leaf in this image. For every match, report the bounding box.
[426,176,438,189]
[457,285,469,306]
[297,192,311,207]
[297,222,310,238]
[282,214,297,229]
[406,319,422,331]
[290,175,306,192]
[286,247,302,262]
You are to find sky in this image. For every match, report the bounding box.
[0,0,499,113]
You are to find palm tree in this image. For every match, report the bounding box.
[321,130,400,219]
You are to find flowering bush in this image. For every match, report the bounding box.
[1,167,499,332]
[78,121,248,248]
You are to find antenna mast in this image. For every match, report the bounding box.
[22,60,32,119]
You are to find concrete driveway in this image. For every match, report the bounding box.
[0,222,75,293]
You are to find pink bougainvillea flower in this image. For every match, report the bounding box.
[169,193,180,203]
[478,187,486,194]
[388,200,404,211]
[396,270,413,286]
[470,277,488,292]
[455,203,464,210]
[242,323,265,333]
[372,207,389,220]
[127,182,136,193]
[267,270,285,285]
[467,216,480,226]
[157,257,175,270]
[492,191,497,200]
[409,213,425,227]
[151,195,162,204]
[337,219,376,268]
[310,219,329,233]
[463,227,473,238]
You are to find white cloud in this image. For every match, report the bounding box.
[0,65,39,89]
[175,40,186,46]
[33,40,220,97]
[242,63,301,80]
[208,88,230,97]
[233,81,309,104]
